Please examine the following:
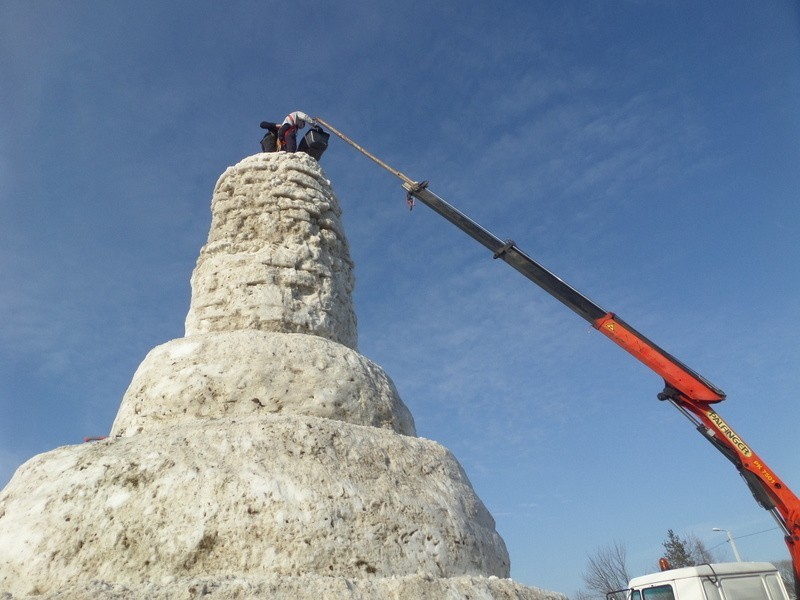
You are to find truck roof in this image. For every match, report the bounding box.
[629,562,778,587]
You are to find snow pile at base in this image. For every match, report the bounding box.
[1,575,568,600]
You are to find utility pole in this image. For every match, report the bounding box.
[713,527,743,562]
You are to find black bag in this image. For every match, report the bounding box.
[259,121,279,153]
[260,131,278,153]
[297,125,330,161]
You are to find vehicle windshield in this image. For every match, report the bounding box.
[641,585,675,600]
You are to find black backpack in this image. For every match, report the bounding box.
[297,125,330,161]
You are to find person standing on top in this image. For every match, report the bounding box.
[278,111,315,152]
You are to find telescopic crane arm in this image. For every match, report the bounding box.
[315,117,800,585]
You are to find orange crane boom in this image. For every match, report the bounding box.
[316,116,800,587]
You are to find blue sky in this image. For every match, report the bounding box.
[1,1,799,595]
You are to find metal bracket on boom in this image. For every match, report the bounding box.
[493,240,516,260]
[408,180,429,194]
[657,385,681,401]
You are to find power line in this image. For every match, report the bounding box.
[735,527,782,541]
[709,527,782,551]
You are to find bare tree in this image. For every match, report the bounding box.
[577,532,716,600]
[579,541,631,600]
[774,560,796,600]
[684,531,715,564]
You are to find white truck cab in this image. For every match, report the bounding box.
[609,562,790,600]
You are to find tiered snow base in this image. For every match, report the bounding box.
[0,414,538,598]
[0,152,567,599]
[111,330,415,438]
